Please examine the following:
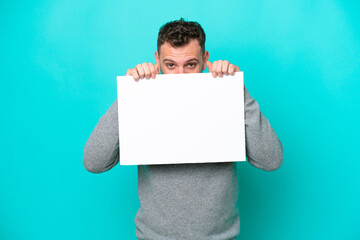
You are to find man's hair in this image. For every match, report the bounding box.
[157,18,206,55]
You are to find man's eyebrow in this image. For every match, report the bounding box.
[185,58,200,63]
[163,59,176,63]
[163,58,200,63]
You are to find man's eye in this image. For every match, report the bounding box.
[187,63,196,68]
[166,63,175,68]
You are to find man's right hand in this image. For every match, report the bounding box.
[126,63,160,81]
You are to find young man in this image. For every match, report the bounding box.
[83,19,283,240]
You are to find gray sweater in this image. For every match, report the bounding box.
[83,86,283,240]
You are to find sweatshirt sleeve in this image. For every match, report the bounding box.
[83,99,120,173]
[244,86,283,171]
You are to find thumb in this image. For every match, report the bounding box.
[206,61,212,72]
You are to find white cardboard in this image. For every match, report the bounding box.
[117,72,245,165]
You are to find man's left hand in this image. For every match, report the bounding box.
[207,60,240,78]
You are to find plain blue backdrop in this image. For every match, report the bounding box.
[1,0,359,239]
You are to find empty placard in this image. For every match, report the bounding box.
[117,72,245,165]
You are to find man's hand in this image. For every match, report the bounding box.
[207,60,240,78]
[126,63,160,81]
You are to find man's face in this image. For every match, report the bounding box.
[155,39,209,74]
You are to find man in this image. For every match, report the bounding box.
[83,18,283,240]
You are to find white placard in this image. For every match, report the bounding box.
[117,72,245,165]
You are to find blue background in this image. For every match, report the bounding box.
[1,0,359,239]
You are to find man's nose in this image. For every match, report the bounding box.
[177,67,185,74]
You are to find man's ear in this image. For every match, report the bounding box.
[202,51,209,71]
[155,51,161,74]
[155,51,160,65]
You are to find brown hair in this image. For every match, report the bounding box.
[157,18,206,55]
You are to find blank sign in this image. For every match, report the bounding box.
[117,72,245,165]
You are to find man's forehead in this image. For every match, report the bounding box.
[159,39,202,58]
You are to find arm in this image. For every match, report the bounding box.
[83,63,158,173]
[207,60,283,170]
[244,87,283,171]
[83,100,119,173]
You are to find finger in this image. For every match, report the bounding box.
[216,60,223,78]
[132,69,140,81]
[126,68,140,81]
[142,63,151,79]
[230,64,240,75]
[211,61,218,77]
[136,64,145,79]
[229,64,235,75]
[149,63,156,79]
[207,61,213,72]
[222,60,230,75]
[155,63,160,75]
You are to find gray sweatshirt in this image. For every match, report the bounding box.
[83,86,283,240]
